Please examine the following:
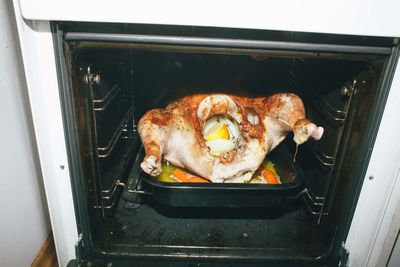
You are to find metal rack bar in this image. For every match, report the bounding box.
[304,199,329,217]
[115,180,151,195]
[293,188,328,220]
[101,181,119,200]
[100,177,151,203]
[313,93,346,116]
[93,197,117,209]
[311,146,336,168]
[303,188,325,204]
[94,179,152,209]
[94,131,139,211]
[100,135,138,195]
[97,106,134,158]
[93,84,122,111]
[311,95,346,123]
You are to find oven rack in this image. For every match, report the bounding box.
[289,63,355,169]
[300,188,329,223]
[96,105,135,158]
[94,180,151,209]
[84,65,141,211]
[93,173,153,209]
[308,80,357,169]
[93,139,140,209]
[310,145,335,168]
[85,64,135,151]
[93,113,138,211]
[96,178,325,215]
[102,178,151,199]
[310,94,347,125]
[303,80,360,224]
[310,79,356,126]
[93,84,123,112]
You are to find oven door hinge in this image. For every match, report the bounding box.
[339,242,349,267]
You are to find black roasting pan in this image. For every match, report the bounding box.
[134,143,304,208]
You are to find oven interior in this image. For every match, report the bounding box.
[58,25,396,266]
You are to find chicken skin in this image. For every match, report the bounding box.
[138,93,323,183]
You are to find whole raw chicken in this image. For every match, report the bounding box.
[138,93,323,183]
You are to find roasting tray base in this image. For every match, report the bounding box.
[134,144,304,207]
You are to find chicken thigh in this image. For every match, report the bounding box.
[138,93,323,183]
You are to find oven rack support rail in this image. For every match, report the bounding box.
[94,177,151,209]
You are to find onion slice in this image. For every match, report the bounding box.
[206,139,236,156]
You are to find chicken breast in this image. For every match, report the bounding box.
[138,93,323,183]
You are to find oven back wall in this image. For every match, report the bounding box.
[0,0,51,266]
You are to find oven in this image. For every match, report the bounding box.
[12,1,400,266]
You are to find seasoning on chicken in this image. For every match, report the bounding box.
[138,93,324,183]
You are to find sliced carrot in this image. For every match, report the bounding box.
[171,168,209,183]
[262,169,281,184]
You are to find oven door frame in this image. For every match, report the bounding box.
[12,1,400,266]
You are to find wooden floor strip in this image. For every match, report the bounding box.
[31,233,58,267]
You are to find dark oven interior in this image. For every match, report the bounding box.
[56,23,397,266]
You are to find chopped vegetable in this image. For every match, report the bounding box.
[206,139,236,156]
[203,116,239,157]
[248,159,281,184]
[171,168,210,183]
[157,162,178,182]
[263,160,280,179]
[262,169,281,184]
[156,158,281,184]
[156,162,209,183]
